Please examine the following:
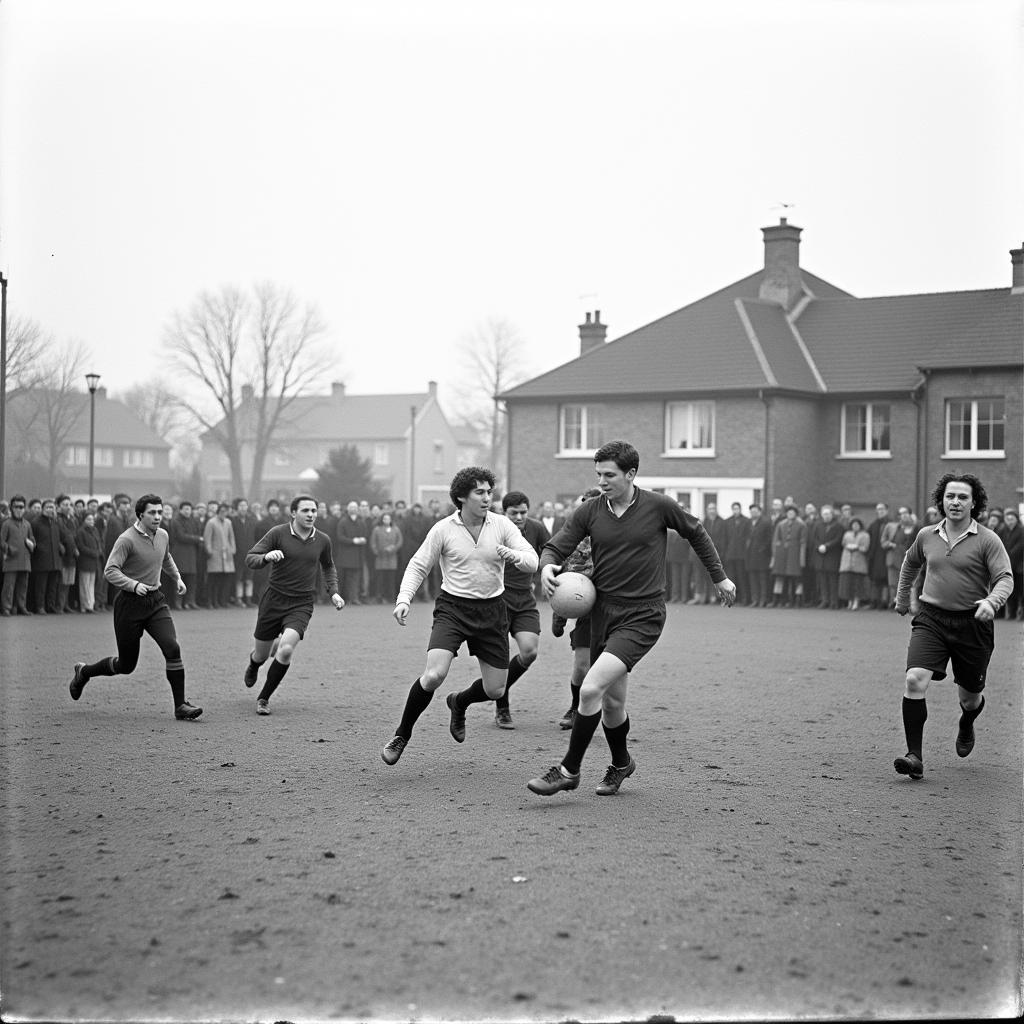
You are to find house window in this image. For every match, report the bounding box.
[945,398,1005,456]
[433,441,444,473]
[665,401,715,455]
[374,443,389,466]
[841,402,890,455]
[559,404,603,454]
[123,449,154,469]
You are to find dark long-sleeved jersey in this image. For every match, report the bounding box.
[245,523,339,600]
[540,487,725,602]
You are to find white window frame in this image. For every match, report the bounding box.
[67,445,114,467]
[432,441,444,473]
[123,448,154,469]
[374,443,389,467]
[839,402,892,458]
[663,401,715,457]
[558,404,603,456]
[943,397,1006,459]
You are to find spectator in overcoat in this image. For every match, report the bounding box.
[203,502,236,608]
[721,502,750,604]
[839,517,871,610]
[56,494,80,611]
[770,505,806,607]
[866,501,892,608]
[745,503,773,607]
[30,499,64,614]
[169,501,203,608]
[335,501,368,605]
[370,512,404,603]
[74,512,103,612]
[231,498,258,606]
[1,495,35,615]
[810,504,844,609]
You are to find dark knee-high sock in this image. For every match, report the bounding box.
[496,655,529,710]
[902,697,927,758]
[959,695,985,728]
[569,682,581,711]
[562,709,602,775]
[396,677,434,739]
[455,677,490,710]
[258,659,289,701]
[166,659,186,707]
[603,717,631,766]
[82,656,118,680]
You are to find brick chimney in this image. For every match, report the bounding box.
[332,381,346,396]
[428,380,438,399]
[240,384,254,402]
[579,310,607,355]
[759,218,805,310]
[1011,243,1024,294]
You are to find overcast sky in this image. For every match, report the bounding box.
[1,0,1021,411]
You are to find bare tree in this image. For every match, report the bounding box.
[4,315,49,391]
[118,377,200,475]
[7,338,89,493]
[164,282,336,498]
[448,317,532,476]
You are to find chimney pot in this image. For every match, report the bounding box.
[332,381,346,396]
[759,219,804,309]
[428,380,438,398]
[1011,244,1024,294]
[579,310,608,356]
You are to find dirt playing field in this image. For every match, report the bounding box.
[1,602,1021,1023]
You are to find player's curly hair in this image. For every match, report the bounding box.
[931,472,987,521]
[450,466,495,509]
[594,439,639,474]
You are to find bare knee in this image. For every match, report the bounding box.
[420,667,448,691]
[904,668,931,697]
[276,641,296,664]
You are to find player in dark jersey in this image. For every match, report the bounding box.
[527,440,736,797]
[242,495,344,716]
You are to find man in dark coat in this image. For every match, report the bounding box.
[810,504,844,609]
[102,494,134,610]
[721,502,751,605]
[335,500,369,605]
[866,501,892,609]
[745,503,773,607]
[169,502,204,609]
[30,499,64,614]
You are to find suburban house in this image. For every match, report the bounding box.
[499,221,1023,519]
[198,380,471,506]
[4,386,174,501]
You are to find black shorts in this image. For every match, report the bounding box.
[569,614,592,652]
[502,587,541,636]
[906,603,994,693]
[428,591,509,669]
[254,589,315,641]
[113,588,172,639]
[589,597,667,672]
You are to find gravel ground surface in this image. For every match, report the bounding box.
[1,601,1021,1023]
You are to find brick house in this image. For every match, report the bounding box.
[198,381,468,506]
[5,385,173,501]
[500,221,1023,519]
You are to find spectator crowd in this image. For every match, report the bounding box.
[2,489,1022,621]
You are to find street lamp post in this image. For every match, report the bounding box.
[85,373,101,498]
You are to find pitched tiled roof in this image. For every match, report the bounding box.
[7,390,170,448]
[500,270,852,400]
[237,391,435,441]
[798,288,1024,393]
[501,271,1022,401]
